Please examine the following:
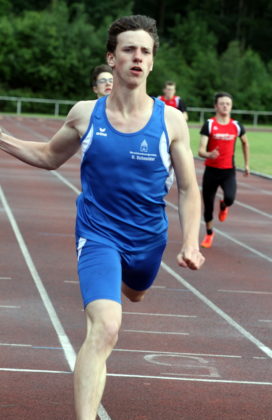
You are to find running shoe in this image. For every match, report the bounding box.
[200,233,214,248]
[218,200,229,222]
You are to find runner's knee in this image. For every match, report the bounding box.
[85,302,121,351]
[224,195,235,207]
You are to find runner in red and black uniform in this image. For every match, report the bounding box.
[198,92,250,248]
[158,80,188,120]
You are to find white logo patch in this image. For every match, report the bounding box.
[140,140,148,153]
[96,127,107,137]
[130,139,157,162]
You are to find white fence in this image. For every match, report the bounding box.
[1,96,272,126]
[0,96,75,117]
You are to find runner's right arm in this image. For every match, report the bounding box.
[0,101,93,170]
[198,135,219,159]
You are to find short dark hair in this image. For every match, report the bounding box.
[164,81,176,88]
[91,64,113,87]
[214,92,233,104]
[107,15,159,56]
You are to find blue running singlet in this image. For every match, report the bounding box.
[76,96,174,252]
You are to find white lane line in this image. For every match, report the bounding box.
[259,320,272,323]
[161,262,272,359]
[234,199,272,218]
[107,373,272,386]
[0,368,70,374]
[0,277,11,280]
[166,200,272,263]
[52,170,81,195]
[238,181,272,194]
[0,343,32,347]
[218,289,272,295]
[113,349,242,359]
[0,305,21,309]
[64,280,78,284]
[123,312,197,318]
[0,186,76,371]
[213,228,272,263]
[0,186,111,420]
[123,329,189,336]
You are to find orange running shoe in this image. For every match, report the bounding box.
[201,233,214,248]
[218,200,229,222]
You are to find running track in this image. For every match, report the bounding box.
[0,115,271,420]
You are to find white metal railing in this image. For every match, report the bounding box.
[0,96,76,117]
[188,107,272,125]
[0,96,272,125]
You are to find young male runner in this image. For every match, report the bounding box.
[0,15,205,420]
[91,63,113,98]
[198,92,250,248]
[158,80,188,120]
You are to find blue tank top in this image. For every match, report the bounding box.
[76,95,174,252]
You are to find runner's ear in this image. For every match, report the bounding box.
[107,52,115,69]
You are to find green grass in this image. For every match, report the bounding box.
[189,126,272,176]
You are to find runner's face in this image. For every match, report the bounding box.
[93,72,113,98]
[215,96,232,117]
[164,85,176,99]
[107,30,154,87]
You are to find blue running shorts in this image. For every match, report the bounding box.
[76,237,166,307]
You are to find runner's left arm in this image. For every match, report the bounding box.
[240,134,250,176]
[166,108,205,270]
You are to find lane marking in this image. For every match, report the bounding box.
[123,312,197,318]
[107,373,272,386]
[238,181,272,196]
[253,357,267,360]
[166,200,272,263]
[123,329,189,336]
[0,277,12,280]
[64,280,78,284]
[52,170,81,195]
[259,320,272,323]
[0,368,70,374]
[113,349,243,359]
[0,186,76,370]
[218,289,272,295]
[161,262,272,359]
[0,186,111,420]
[145,354,221,378]
[0,343,32,348]
[0,305,21,309]
[234,199,272,218]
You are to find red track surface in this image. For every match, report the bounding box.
[0,115,271,420]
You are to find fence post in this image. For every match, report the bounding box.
[54,102,59,116]
[253,113,258,126]
[16,100,22,115]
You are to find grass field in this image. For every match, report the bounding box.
[189,126,272,176]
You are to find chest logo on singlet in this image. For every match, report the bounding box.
[96,127,107,137]
[214,133,235,141]
[129,139,157,162]
[140,140,148,153]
